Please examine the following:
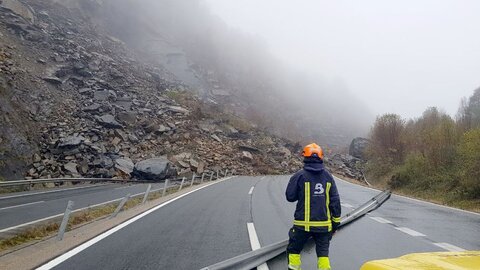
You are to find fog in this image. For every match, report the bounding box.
[63,0,480,147]
[206,0,480,118]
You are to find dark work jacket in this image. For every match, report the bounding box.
[286,161,341,233]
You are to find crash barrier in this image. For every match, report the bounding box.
[200,190,392,270]
[0,169,235,239]
[0,168,236,188]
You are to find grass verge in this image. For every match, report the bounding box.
[0,185,182,252]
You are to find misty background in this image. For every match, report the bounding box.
[206,0,480,119]
[66,0,480,148]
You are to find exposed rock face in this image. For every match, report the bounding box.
[0,0,303,181]
[349,137,370,159]
[133,157,175,181]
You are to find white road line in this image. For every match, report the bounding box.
[114,186,134,190]
[341,203,353,208]
[248,186,255,195]
[433,242,466,252]
[35,177,235,270]
[334,176,480,217]
[0,201,45,211]
[0,188,164,233]
[394,227,426,237]
[246,223,269,270]
[0,184,110,200]
[369,216,393,224]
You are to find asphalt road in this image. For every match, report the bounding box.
[34,175,479,270]
[0,183,165,233]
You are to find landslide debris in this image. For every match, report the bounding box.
[0,0,302,181]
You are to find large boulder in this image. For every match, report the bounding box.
[349,137,371,159]
[115,158,134,175]
[133,157,175,181]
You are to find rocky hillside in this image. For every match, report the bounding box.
[0,0,302,181]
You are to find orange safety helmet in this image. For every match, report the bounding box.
[302,143,324,159]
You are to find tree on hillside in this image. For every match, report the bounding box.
[456,128,480,198]
[369,114,405,164]
[412,107,457,168]
[456,87,480,131]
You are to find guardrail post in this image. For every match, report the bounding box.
[178,177,186,191]
[190,173,196,187]
[200,173,205,184]
[163,179,170,196]
[209,171,214,182]
[57,200,74,241]
[110,193,130,218]
[224,169,228,177]
[142,184,152,204]
[216,170,219,180]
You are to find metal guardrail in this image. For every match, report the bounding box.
[0,177,135,188]
[0,169,235,188]
[0,169,234,238]
[200,190,392,270]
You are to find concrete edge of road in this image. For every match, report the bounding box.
[333,174,480,217]
[0,176,236,270]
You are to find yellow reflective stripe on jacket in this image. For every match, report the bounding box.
[294,220,331,226]
[326,182,331,222]
[326,182,333,232]
[304,182,310,232]
[332,216,341,223]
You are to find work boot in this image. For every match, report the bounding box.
[288,253,301,270]
[317,256,331,270]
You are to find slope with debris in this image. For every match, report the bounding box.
[0,0,302,181]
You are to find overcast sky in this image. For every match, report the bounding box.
[205,0,480,119]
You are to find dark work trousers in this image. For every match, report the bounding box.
[287,227,331,257]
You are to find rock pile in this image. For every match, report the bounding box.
[0,0,303,181]
[326,154,365,181]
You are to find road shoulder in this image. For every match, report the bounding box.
[0,178,234,270]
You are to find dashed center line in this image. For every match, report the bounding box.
[394,227,426,237]
[368,216,468,252]
[0,201,45,211]
[248,186,254,195]
[433,242,466,252]
[369,216,392,224]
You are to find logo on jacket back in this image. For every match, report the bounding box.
[313,183,324,195]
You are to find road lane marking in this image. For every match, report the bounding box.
[0,188,164,233]
[334,176,480,217]
[35,176,235,270]
[114,186,135,190]
[0,201,45,211]
[433,242,466,252]
[395,227,426,237]
[369,216,393,224]
[341,203,353,208]
[0,184,111,200]
[248,186,255,195]
[247,223,269,270]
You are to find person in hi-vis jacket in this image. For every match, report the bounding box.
[286,143,341,270]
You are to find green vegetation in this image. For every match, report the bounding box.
[366,88,480,211]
